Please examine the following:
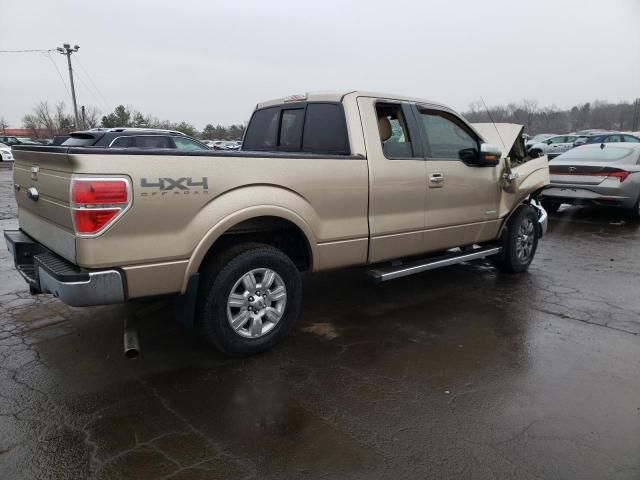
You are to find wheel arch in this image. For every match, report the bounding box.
[182,206,318,293]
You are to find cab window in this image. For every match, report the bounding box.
[375,103,414,158]
[417,108,478,161]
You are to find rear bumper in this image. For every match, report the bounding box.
[4,229,125,307]
[541,185,636,208]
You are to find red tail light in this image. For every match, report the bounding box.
[606,171,630,182]
[71,177,131,235]
[72,179,128,204]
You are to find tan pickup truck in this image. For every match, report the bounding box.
[5,91,549,356]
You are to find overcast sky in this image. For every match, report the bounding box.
[1,0,639,129]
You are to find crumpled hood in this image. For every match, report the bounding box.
[472,123,524,159]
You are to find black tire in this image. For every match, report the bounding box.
[541,199,561,214]
[494,206,539,274]
[195,243,302,356]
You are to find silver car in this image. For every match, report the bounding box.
[541,143,640,218]
[528,134,580,159]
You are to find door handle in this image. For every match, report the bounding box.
[429,173,444,185]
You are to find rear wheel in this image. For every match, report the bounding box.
[196,243,301,356]
[494,206,539,273]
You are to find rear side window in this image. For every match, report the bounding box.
[303,104,349,154]
[243,103,350,155]
[110,137,134,148]
[136,136,172,148]
[173,136,208,151]
[63,134,98,147]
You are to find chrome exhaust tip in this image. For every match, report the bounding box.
[124,318,140,359]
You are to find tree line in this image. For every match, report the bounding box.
[464,99,640,135]
[16,102,246,140]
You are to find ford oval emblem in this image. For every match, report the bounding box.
[27,187,39,202]
[568,167,577,173]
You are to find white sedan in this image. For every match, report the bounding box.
[0,142,13,162]
[527,134,580,159]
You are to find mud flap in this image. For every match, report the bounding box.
[174,273,199,328]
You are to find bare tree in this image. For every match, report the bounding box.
[83,106,101,128]
[33,101,57,137]
[0,117,8,133]
[22,114,40,137]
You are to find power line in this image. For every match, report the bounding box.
[73,67,109,113]
[0,48,56,53]
[41,52,73,102]
[73,56,111,112]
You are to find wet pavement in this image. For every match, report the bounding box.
[0,164,639,479]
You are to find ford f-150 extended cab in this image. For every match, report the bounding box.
[5,91,549,356]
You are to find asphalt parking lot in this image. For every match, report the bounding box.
[0,163,639,480]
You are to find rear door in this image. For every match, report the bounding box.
[357,97,427,262]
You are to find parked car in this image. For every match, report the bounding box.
[220,141,240,150]
[525,133,556,148]
[527,134,581,159]
[60,128,210,151]
[0,136,20,146]
[573,132,640,147]
[5,91,549,356]
[540,143,640,217]
[52,135,70,146]
[0,142,13,162]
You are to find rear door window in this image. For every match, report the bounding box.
[604,135,622,143]
[375,103,416,159]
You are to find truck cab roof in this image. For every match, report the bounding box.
[256,91,449,110]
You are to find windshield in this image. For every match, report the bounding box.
[556,146,634,162]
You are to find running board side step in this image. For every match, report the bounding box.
[367,246,502,282]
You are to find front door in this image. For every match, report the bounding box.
[414,105,503,252]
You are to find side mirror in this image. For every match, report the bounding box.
[477,143,501,166]
[545,139,552,145]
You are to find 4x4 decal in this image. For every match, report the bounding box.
[140,177,209,196]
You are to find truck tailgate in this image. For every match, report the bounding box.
[12,147,76,262]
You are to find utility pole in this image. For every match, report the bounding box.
[57,43,81,129]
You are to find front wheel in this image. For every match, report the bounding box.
[196,243,302,356]
[494,206,539,273]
